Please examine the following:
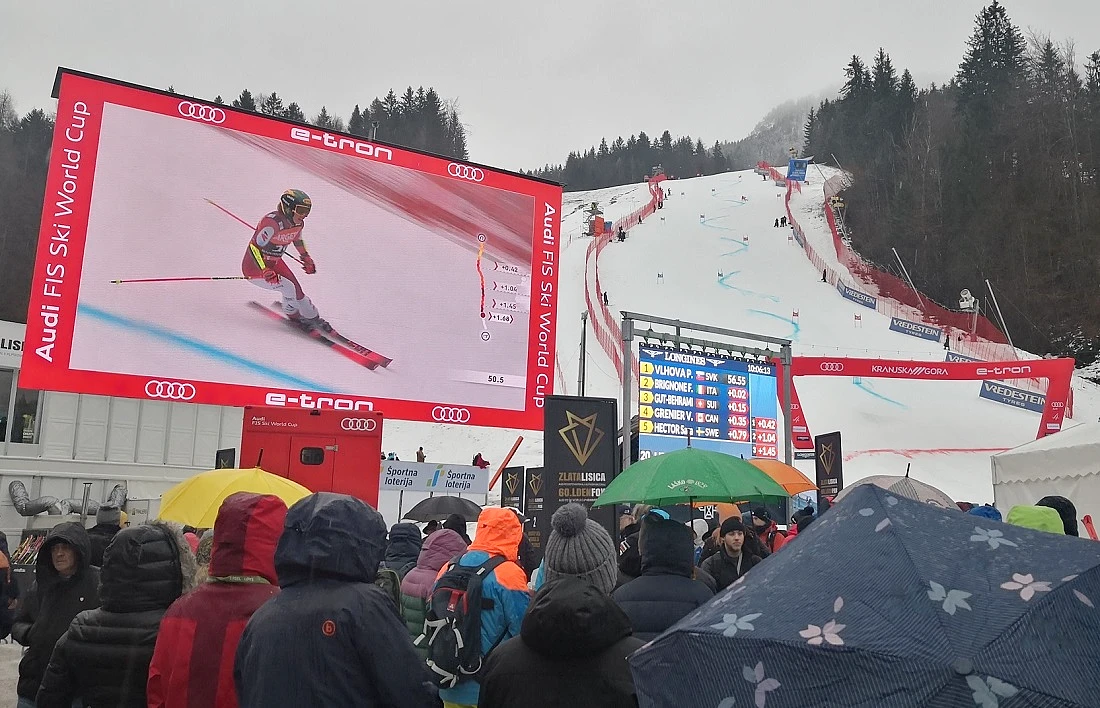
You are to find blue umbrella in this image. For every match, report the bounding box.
[630,484,1100,707]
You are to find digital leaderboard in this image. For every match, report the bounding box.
[637,346,779,460]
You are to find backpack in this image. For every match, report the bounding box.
[374,567,403,620]
[417,555,507,688]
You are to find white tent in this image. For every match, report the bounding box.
[992,423,1100,529]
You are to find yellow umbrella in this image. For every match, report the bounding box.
[749,459,818,496]
[158,467,312,527]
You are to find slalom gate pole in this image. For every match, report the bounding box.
[111,275,259,284]
[489,436,524,491]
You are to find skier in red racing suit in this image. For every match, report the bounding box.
[242,189,330,331]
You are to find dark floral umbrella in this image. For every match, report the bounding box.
[630,484,1100,707]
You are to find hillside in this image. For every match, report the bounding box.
[374,168,1100,526]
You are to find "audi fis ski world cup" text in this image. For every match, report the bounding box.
[36,101,94,363]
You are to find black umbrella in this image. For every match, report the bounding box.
[630,484,1100,707]
[402,496,482,522]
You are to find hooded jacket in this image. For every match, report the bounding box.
[1036,495,1079,537]
[12,522,101,700]
[399,529,467,660]
[382,523,423,577]
[479,577,645,708]
[436,507,531,706]
[611,514,713,642]
[1006,505,1066,535]
[147,492,288,708]
[234,493,437,708]
[36,521,195,708]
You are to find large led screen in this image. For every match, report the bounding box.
[20,70,562,429]
[637,346,779,460]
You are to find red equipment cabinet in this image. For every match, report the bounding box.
[240,406,384,507]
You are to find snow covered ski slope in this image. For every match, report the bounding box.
[378,169,1100,523]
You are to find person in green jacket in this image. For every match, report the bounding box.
[399,528,468,659]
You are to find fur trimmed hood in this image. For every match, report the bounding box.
[100,520,197,612]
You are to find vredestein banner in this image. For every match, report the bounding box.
[543,395,619,540]
[814,431,844,509]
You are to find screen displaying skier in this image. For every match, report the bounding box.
[19,69,562,430]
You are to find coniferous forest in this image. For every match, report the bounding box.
[0,85,467,324]
[525,131,730,190]
[804,1,1100,362]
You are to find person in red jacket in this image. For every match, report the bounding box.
[147,492,288,708]
[750,507,788,555]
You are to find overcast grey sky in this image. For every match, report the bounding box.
[3,0,1099,170]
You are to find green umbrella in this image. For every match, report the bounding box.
[593,447,790,508]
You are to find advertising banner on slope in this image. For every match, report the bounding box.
[522,467,547,567]
[945,352,981,363]
[787,159,810,182]
[379,460,489,495]
[544,395,618,538]
[814,431,844,509]
[837,282,877,309]
[20,69,562,431]
[889,317,943,342]
[500,466,526,512]
[790,356,1074,439]
[979,381,1046,414]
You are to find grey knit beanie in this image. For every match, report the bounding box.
[543,503,617,595]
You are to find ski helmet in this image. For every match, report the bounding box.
[278,189,311,220]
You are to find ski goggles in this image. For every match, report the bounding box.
[292,202,311,218]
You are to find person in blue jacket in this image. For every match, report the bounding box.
[435,507,531,708]
[234,493,437,708]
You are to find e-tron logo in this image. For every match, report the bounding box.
[145,380,196,401]
[448,163,485,182]
[177,101,225,124]
[432,406,472,423]
[819,362,845,373]
[340,417,377,432]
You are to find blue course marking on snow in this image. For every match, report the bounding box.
[853,379,908,408]
[747,309,800,340]
[78,303,331,391]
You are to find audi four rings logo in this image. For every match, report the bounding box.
[144,380,196,400]
[447,163,484,182]
[340,418,377,432]
[177,101,226,124]
[819,362,845,372]
[432,406,472,423]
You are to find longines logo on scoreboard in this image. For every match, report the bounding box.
[544,395,618,538]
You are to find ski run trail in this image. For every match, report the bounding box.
[376,168,1100,525]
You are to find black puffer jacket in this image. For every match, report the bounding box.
[12,522,101,700]
[36,521,195,708]
[235,493,438,708]
[611,514,713,642]
[480,577,645,708]
[381,523,422,577]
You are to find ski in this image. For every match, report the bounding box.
[267,301,393,369]
[248,302,382,370]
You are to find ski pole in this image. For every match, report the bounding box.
[205,197,306,267]
[204,198,256,230]
[111,275,260,284]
